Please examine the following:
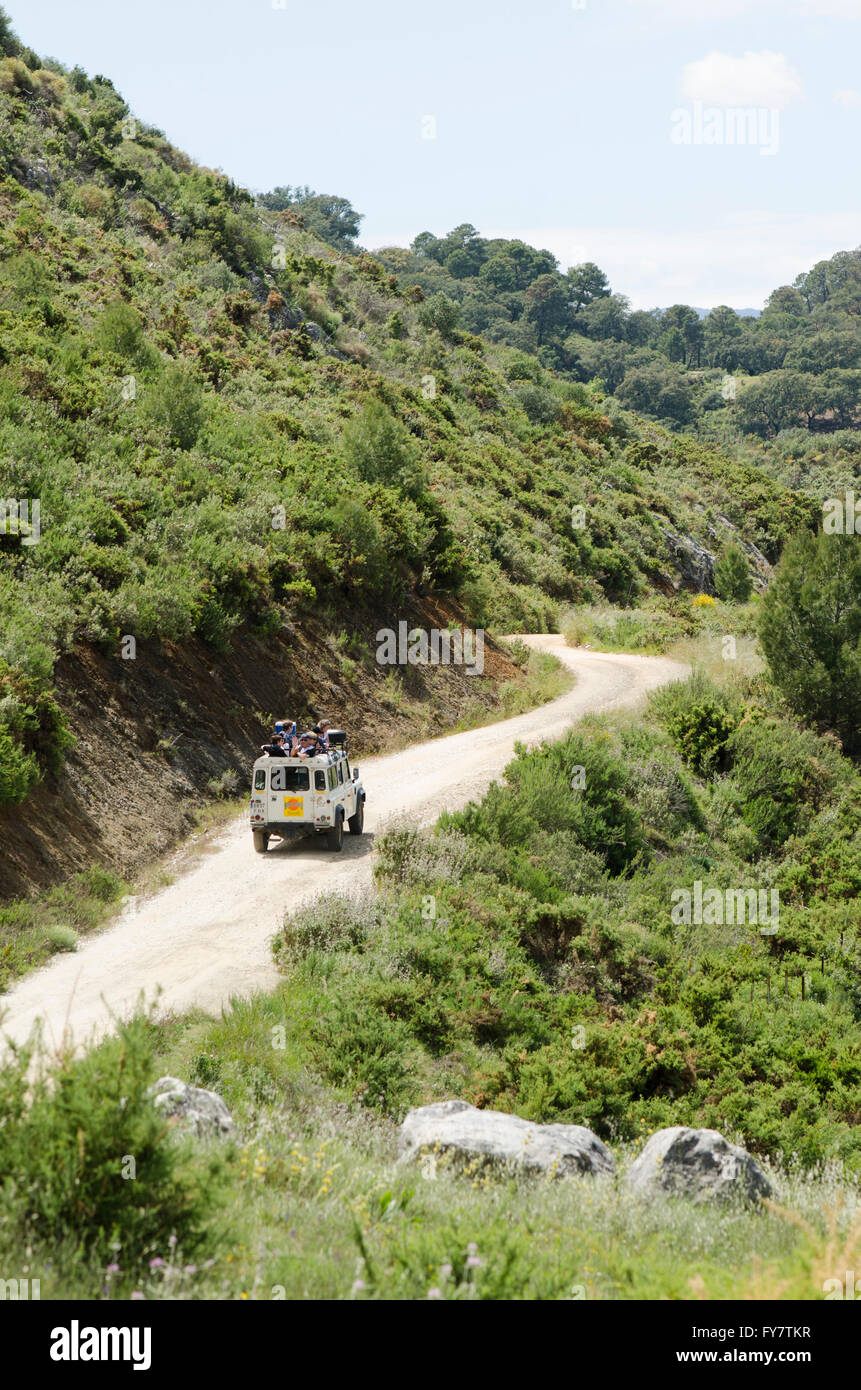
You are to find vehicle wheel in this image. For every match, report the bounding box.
[326,814,344,852]
[348,801,364,835]
[253,829,270,854]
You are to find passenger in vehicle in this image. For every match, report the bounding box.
[260,732,289,757]
[295,731,321,758]
[315,719,332,748]
[279,719,298,751]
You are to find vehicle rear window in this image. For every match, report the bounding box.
[270,766,310,792]
[327,767,337,791]
[314,770,326,791]
[337,762,344,784]
[254,769,266,790]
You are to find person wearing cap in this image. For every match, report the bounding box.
[295,731,322,758]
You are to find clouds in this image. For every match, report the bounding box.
[680,50,804,108]
[833,87,861,106]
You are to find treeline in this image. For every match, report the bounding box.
[375,227,861,440]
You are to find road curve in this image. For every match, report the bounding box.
[0,638,688,1055]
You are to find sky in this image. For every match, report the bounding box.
[8,0,861,309]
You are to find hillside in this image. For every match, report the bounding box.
[1,9,861,1316]
[376,227,861,500]
[0,11,815,901]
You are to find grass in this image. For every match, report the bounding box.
[0,864,128,992]
[7,1004,859,1301]
[563,594,760,657]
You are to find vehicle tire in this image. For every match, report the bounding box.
[252,829,270,854]
[348,800,364,835]
[326,814,344,852]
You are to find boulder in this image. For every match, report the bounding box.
[625,1126,772,1203]
[399,1100,614,1178]
[149,1075,234,1140]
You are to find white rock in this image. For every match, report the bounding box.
[149,1075,234,1140]
[399,1100,614,1177]
[625,1126,772,1203]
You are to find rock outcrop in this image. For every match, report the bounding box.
[625,1126,772,1203]
[399,1100,615,1178]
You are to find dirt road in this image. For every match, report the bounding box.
[0,638,687,1055]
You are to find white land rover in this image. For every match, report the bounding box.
[249,733,365,853]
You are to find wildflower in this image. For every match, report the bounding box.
[185,1265,197,1275]
[467,1242,478,1256]
[168,1235,177,1248]
[427,1287,442,1300]
[149,1258,165,1270]
[352,1279,366,1294]
[131,1292,145,1300]
[106,1263,120,1275]
[466,1255,482,1269]
[439,1264,453,1278]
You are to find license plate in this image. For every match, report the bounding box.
[283,796,303,817]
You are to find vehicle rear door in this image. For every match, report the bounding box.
[268,763,309,823]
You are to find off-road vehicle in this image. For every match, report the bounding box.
[249,732,365,853]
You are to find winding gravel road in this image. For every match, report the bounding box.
[0,638,687,1056]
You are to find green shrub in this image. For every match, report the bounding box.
[94,300,153,366]
[727,718,839,852]
[144,364,206,449]
[0,1019,226,1269]
[273,891,373,964]
[340,398,423,492]
[714,543,753,602]
[650,671,739,776]
[758,531,861,753]
[0,724,40,803]
[445,728,645,877]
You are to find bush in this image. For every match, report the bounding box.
[714,543,753,602]
[0,55,33,94]
[649,671,739,776]
[727,718,839,851]
[417,292,460,338]
[94,300,152,365]
[273,890,375,964]
[758,531,861,752]
[514,383,559,424]
[341,398,422,492]
[0,724,40,803]
[446,728,645,877]
[0,1019,226,1269]
[145,364,206,449]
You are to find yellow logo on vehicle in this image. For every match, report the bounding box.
[284,796,303,817]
